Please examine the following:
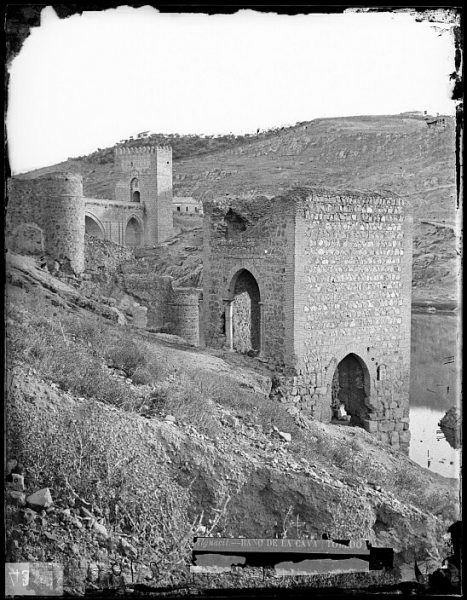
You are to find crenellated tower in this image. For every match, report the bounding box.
[114,145,173,245]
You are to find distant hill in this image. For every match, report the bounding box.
[19,113,457,227]
[172,114,457,227]
[16,114,459,307]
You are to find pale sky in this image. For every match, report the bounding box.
[6,7,458,174]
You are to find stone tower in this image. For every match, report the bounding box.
[202,187,413,452]
[6,172,85,275]
[114,145,173,246]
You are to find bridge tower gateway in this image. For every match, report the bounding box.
[202,188,413,452]
[114,145,173,246]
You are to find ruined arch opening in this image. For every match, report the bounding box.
[331,353,370,427]
[227,269,261,354]
[225,209,247,238]
[125,217,143,248]
[130,178,140,202]
[85,215,104,239]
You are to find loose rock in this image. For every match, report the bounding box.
[26,487,53,509]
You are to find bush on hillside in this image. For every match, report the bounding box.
[105,339,147,376]
[7,390,194,580]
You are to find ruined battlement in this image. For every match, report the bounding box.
[203,185,413,451]
[114,145,172,155]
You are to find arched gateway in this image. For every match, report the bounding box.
[202,189,413,451]
[331,354,370,427]
[224,269,262,354]
[125,217,143,248]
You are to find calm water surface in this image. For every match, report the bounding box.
[410,312,461,478]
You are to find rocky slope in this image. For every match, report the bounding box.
[5,250,460,595]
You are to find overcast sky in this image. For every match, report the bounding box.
[7,6,458,174]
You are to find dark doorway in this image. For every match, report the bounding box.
[125,217,143,248]
[229,269,261,353]
[331,354,370,427]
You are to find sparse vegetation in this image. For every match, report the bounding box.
[7,390,194,581]
[5,250,459,593]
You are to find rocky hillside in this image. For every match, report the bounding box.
[5,250,460,595]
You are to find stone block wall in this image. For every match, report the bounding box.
[286,190,412,450]
[84,199,144,246]
[6,173,85,274]
[120,272,201,346]
[203,187,413,451]
[114,146,173,246]
[202,195,296,367]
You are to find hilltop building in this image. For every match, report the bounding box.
[173,196,204,216]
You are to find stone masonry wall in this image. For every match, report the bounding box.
[121,272,201,346]
[203,188,413,451]
[6,173,85,275]
[84,199,144,246]
[202,196,296,368]
[114,146,173,246]
[277,189,413,451]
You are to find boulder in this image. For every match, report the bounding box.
[26,487,53,510]
[92,520,109,539]
[8,490,26,506]
[21,508,37,524]
[278,431,292,443]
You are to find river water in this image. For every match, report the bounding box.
[410,311,461,479]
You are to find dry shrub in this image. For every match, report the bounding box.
[105,339,147,376]
[7,390,194,580]
[162,372,221,436]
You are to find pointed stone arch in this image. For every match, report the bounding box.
[84,213,105,239]
[224,268,262,354]
[125,215,143,248]
[331,353,371,427]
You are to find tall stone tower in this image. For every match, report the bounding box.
[114,145,173,246]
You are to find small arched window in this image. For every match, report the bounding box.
[130,177,140,202]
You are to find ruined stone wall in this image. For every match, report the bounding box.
[84,235,135,274]
[203,188,413,451]
[114,146,173,246]
[202,196,296,367]
[121,273,201,345]
[6,173,85,274]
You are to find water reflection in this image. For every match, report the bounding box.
[410,312,461,479]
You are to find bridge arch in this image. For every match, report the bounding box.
[125,215,143,248]
[84,213,105,239]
